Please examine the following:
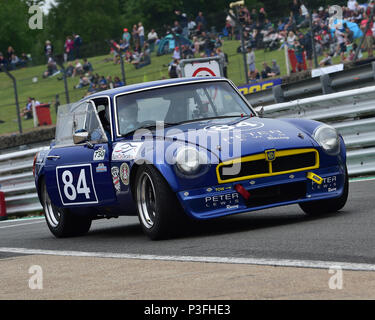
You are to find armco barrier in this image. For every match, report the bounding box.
[0,147,48,217]
[256,85,375,176]
[245,61,375,107]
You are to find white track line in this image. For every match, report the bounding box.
[0,247,374,272]
[0,217,44,224]
[0,221,44,229]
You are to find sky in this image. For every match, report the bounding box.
[40,0,56,13]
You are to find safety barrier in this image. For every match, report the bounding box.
[256,85,375,177]
[246,61,375,107]
[0,147,48,218]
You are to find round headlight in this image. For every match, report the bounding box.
[175,147,206,175]
[314,125,340,155]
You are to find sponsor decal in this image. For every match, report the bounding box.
[238,79,282,95]
[226,204,239,210]
[311,175,338,191]
[119,163,130,186]
[112,142,143,161]
[111,166,121,192]
[96,163,107,173]
[204,119,264,132]
[93,147,106,161]
[205,192,239,208]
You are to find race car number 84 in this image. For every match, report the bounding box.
[56,164,98,205]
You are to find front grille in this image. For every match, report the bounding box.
[272,152,316,172]
[246,181,307,208]
[217,149,319,183]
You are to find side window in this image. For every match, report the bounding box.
[72,102,107,143]
[86,103,108,143]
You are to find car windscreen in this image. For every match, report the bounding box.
[115,81,253,136]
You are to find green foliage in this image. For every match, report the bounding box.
[0,0,43,56]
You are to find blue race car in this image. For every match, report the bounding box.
[34,77,348,240]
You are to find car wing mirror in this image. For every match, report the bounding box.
[73,131,89,144]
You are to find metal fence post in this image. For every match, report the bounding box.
[273,85,285,103]
[1,66,22,134]
[320,74,334,94]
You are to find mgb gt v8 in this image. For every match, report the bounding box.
[34,77,348,240]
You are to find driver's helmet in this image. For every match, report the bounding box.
[118,101,139,134]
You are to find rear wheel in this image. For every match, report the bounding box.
[135,165,187,240]
[299,167,349,216]
[41,180,92,237]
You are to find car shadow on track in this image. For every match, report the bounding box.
[85,206,352,241]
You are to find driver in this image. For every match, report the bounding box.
[118,99,139,134]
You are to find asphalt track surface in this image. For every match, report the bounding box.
[0,179,374,267]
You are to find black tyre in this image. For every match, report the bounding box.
[41,180,92,237]
[299,167,349,216]
[135,165,187,240]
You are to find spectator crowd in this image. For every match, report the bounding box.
[234,0,375,81]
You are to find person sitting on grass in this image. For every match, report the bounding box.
[83,58,93,73]
[72,59,83,77]
[114,76,124,88]
[42,57,59,78]
[20,97,40,119]
[74,74,91,89]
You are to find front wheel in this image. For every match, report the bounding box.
[41,180,92,237]
[135,165,187,240]
[299,167,349,216]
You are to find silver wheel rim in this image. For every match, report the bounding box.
[137,172,157,229]
[44,186,60,228]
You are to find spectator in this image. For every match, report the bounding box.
[246,47,256,79]
[20,97,40,119]
[360,13,374,58]
[72,59,83,77]
[9,54,21,70]
[65,62,74,77]
[83,58,93,73]
[319,52,333,66]
[114,76,124,88]
[175,10,188,38]
[0,52,9,70]
[43,57,59,78]
[64,36,74,62]
[168,59,179,78]
[122,28,131,46]
[271,59,281,76]
[132,24,139,47]
[74,74,91,89]
[73,33,82,59]
[335,26,347,62]
[195,12,207,30]
[147,29,158,52]
[216,48,228,78]
[261,62,272,79]
[172,46,181,60]
[138,22,145,48]
[44,40,53,61]
[7,46,15,62]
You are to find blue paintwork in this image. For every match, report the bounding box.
[34,78,347,220]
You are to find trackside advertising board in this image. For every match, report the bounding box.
[237,78,282,95]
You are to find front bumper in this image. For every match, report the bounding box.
[177,165,346,220]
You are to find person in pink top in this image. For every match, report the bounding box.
[360,13,374,58]
[64,36,74,62]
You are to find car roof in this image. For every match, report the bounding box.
[84,77,228,100]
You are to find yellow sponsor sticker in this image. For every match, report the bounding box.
[307,172,323,185]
